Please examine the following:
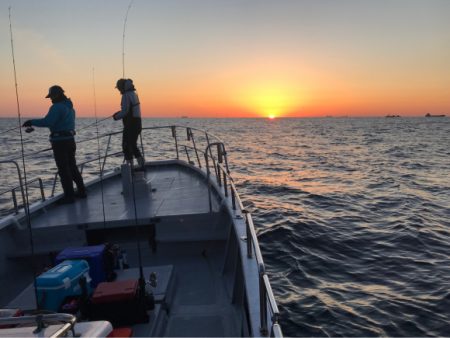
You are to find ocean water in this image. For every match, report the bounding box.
[1,117,449,336]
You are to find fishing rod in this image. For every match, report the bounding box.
[4,146,52,163]
[92,68,107,228]
[122,0,134,78]
[0,125,20,135]
[120,0,146,160]
[19,114,113,135]
[120,0,149,304]
[0,124,33,135]
[76,114,113,133]
[8,6,39,309]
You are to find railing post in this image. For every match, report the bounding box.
[101,134,112,174]
[11,189,18,214]
[222,143,230,174]
[204,152,213,213]
[223,169,228,197]
[38,178,45,201]
[243,210,252,258]
[172,126,179,160]
[217,143,223,163]
[231,186,236,210]
[188,128,201,168]
[51,172,58,197]
[0,161,29,213]
[205,133,218,178]
[216,144,222,186]
[184,146,192,164]
[259,264,268,336]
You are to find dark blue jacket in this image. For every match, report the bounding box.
[31,99,76,142]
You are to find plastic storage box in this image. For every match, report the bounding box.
[56,245,107,287]
[90,279,148,326]
[36,259,91,311]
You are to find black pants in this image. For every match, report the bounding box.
[51,139,85,198]
[122,118,142,161]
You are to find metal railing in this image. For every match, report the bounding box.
[0,313,77,337]
[203,142,281,337]
[0,125,281,337]
[0,160,45,214]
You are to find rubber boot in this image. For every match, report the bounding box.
[137,156,145,170]
[126,159,134,170]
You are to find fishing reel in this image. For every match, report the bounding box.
[25,127,34,133]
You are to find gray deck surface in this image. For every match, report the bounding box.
[120,241,240,337]
[6,162,241,336]
[29,163,218,229]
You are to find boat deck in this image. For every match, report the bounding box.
[27,161,219,230]
[4,162,241,336]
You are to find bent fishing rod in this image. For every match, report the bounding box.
[9,6,39,309]
[20,114,114,135]
[119,0,149,300]
[76,114,114,132]
[92,67,107,228]
[122,0,134,78]
[0,125,21,135]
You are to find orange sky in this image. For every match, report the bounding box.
[1,1,449,118]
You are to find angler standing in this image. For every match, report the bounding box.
[22,85,86,204]
[113,78,145,169]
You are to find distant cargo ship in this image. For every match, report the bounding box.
[425,113,446,117]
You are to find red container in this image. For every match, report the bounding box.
[92,280,138,304]
[107,327,133,337]
[90,280,148,326]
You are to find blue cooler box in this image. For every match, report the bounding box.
[56,245,107,287]
[36,260,91,312]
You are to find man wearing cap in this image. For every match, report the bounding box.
[22,85,86,204]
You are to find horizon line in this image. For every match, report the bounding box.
[0,115,446,119]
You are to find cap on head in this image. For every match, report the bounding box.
[116,78,126,91]
[45,85,64,98]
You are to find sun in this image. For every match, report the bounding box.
[235,83,300,118]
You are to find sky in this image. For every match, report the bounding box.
[0,0,449,118]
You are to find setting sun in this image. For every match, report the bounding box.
[234,82,302,118]
[251,86,294,118]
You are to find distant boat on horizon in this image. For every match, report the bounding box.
[385,114,401,118]
[425,113,446,117]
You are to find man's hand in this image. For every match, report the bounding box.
[113,112,120,121]
[22,120,32,127]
